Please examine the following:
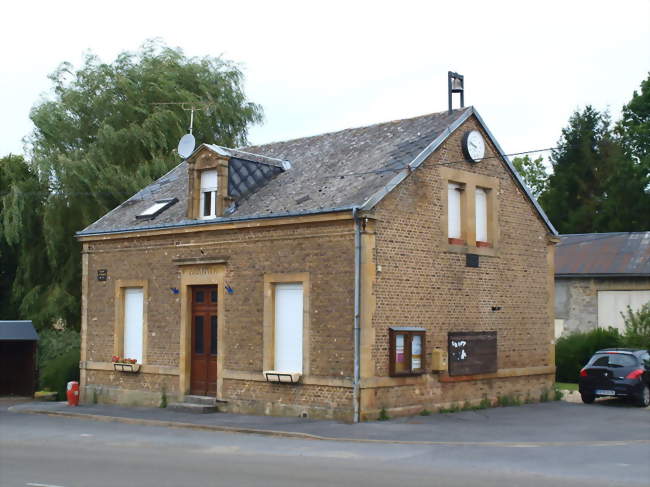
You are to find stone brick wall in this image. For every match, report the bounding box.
[82,219,356,417]
[364,114,555,417]
[366,374,553,418]
[222,379,354,421]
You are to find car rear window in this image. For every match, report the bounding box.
[589,353,638,367]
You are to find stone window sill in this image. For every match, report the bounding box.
[448,237,466,245]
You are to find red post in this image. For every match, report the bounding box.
[66,381,79,406]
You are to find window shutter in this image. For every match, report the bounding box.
[475,187,488,242]
[200,170,218,191]
[123,288,144,363]
[274,283,304,373]
[448,183,462,239]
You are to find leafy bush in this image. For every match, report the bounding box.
[621,303,650,349]
[40,349,80,400]
[555,327,623,382]
[38,328,80,376]
[38,328,80,399]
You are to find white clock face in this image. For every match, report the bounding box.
[465,130,485,162]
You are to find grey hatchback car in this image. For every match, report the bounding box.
[579,348,650,407]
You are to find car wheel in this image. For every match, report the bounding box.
[581,392,595,404]
[637,385,650,408]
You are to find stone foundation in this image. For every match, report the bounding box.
[81,384,180,408]
[361,373,555,420]
[221,379,354,422]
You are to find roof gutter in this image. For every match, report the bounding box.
[352,206,361,423]
[555,273,650,278]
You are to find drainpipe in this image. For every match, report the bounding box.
[352,207,361,423]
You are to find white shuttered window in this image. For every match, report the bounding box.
[475,187,488,242]
[200,170,218,219]
[448,183,462,239]
[274,283,304,373]
[123,288,144,363]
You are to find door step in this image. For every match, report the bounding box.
[168,402,218,414]
[168,395,226,414]
[184,395,217,406]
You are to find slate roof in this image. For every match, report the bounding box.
[0,321,39,341]
[555,232,650,277]
[79,106,555,236]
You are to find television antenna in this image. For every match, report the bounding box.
[152,102,216,158]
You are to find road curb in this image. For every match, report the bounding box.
[9,406,323,440]
[9,405,650,447]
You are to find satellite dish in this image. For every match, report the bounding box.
[177,133,196,159]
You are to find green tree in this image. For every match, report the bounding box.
[596,130,650,231]
[511,155,549,198]
[6,40,262,330]
[0,155,22,319]
[540,106,649,234]
[0,154,51,325]
[616,73,650,188]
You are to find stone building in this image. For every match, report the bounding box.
[78,106,558,421]
[554,232,650,337]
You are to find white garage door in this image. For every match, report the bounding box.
[597,290,650,332]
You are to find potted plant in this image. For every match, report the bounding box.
[112,356,141,373]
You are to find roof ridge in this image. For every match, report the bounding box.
[240,107,472,152]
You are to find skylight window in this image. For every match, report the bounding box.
[136,198,178,220]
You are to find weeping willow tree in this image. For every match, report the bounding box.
[3,40,262,330]
[0,154,49,323]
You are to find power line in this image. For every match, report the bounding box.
[318,147,557,179]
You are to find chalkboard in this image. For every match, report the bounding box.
[448,331,497,376]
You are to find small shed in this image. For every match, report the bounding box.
[0,321,39,396]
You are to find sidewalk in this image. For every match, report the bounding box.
[7,399,649,446]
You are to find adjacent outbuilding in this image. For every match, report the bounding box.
[0,321,39,396]
[555,232,650,337]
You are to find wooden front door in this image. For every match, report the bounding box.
[190,285,218,396]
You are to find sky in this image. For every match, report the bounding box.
[1,0,649,167]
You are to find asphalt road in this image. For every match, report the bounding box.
[1,400,649,487]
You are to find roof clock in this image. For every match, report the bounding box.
[462,130,485,163]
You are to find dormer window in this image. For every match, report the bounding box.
[187,145,285,221]
[200,170,218,219]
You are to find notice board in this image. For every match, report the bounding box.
[448,331,497,376]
